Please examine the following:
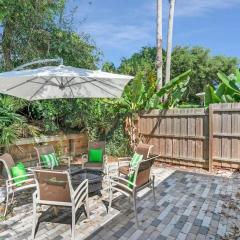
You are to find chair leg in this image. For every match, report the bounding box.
[10,191,15,205]
[108,186,113,212]
[4,189,9,217]
[133,192,139,228]
[31,202,38,239]
[85,196,90,219]
[72,207,75,240]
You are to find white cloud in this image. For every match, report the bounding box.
[78,21,154,50]
[70,0,240,62]
[175,0,240,17]
[133,0,240,18]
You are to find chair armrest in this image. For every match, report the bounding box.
[7,174,35,188]
[109,177,135,192]
[110,176,136,188]
[7,173,34,181]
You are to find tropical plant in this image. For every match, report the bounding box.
[105,70,191,147]
[204,70,240,107]
[0,96,39,149]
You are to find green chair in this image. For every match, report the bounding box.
[109,157,156,227]
[34,145,71,171]
[0,153,36,216]
[82,141,108,171]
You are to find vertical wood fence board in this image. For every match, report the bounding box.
[172,109,180,158]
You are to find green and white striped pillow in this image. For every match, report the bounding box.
[129,153,143,169]
[128,153,143,188]
[40,153,59,169]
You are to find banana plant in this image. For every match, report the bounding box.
[104,69,191,148]
[106,69,191,113]
[204,69,240,107]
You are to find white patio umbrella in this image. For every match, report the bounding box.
[0,64,133,101]
[0,60,134,170]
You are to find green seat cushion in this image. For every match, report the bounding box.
[128,153,143,188]
[88,148,103,163]
[11,163,28,187]
[40,153,59,168]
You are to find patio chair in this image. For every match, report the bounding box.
[32,169,89,240]
[118,143,153,176]
[34,145,71,171]
[109,157,156,227]
[0,153,36,216]
[82,141,108,172]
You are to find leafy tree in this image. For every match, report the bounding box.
[116,46,238,104]
[0,0,100,70]
[0,0,65,70]
[102,62,117,73]
[171,47,238,103]
[49,28,100,69]
[118,47,158,76]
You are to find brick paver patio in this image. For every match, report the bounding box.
[0,165,239,240]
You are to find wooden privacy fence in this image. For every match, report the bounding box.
[138,103,240,170]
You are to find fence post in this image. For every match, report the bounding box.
[208,105,213,171]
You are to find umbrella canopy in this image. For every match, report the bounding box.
[0,65,134,101]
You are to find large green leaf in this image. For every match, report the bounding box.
[218,72,240,95]
[235,69,240,84]
[156,70,191,97]
[215,83,226,98]
[204,85,221,107]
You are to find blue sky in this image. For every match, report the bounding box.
[67,0,240,66]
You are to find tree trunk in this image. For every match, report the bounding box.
[165,0,176,85]
[125,113,139,149]
[2,20,14,70]
[156,0,163,90]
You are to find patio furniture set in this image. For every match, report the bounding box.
[0,142,157,240]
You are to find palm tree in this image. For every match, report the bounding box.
[156,0,163,90]
[165,0,176,85]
